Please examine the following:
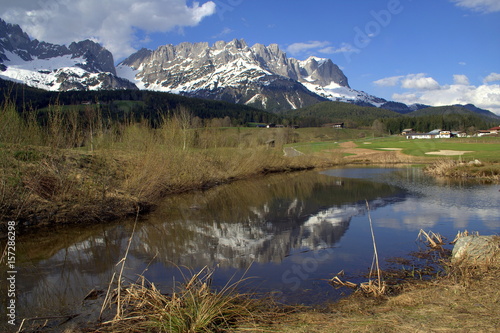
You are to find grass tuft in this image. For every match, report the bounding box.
[99,266,258,333]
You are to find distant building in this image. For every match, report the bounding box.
[451,131,467,138]
[476,126,500,137]
[406,129,451,139]
[488,126,500,134]
[401,128,414,135]
[477,130,493,137]
[323,122,345,129]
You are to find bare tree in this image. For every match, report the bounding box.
[175,106,192,150]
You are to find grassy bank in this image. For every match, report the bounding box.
[0,102,340,230]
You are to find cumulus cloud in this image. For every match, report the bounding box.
[0,0,216,58]
[483,72,500,83]
[374,73,440,90]
[375,72,500,114]
[453,74,470,85]
[401,74,441,90]
[450,0,500,13]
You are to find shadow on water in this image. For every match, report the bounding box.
[2,167,499,328]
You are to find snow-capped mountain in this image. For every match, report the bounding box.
[0,18,136,91]
[117,39,386,111]
[0,17,415,112]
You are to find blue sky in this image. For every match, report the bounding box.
[1,0,499,113]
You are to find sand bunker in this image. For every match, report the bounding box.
[379,148,403,151]
[425,150,473,156]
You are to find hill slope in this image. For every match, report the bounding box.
[0,77,279,125]
[408,105,500,121]
[289,101,401,127]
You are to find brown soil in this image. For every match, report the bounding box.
[336,141,415,164]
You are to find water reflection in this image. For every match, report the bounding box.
[2,167,498,328]
[132,171,402,268]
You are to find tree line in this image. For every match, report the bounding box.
[1,78,282,126]
[378,114,496,134]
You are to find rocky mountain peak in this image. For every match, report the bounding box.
[68,39,116,75]
[298,56,349,88]
[117,39,375,111]
[0,17,135,91]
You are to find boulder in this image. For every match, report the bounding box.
[452,235,500,264]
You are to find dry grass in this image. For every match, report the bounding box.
[425,159,500,181]
[259,237,500,333]
[98,267,260,333]
[417,229,445,249]
[1,102,335,228]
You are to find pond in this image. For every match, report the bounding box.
[1,167,499,328]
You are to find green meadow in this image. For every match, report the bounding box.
[356,136,500,162]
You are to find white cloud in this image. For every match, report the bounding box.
[450,0,500,13]
[393,83,500,115]
[453,74,470,85]
[0,0,216,59]
[286,41,330,55]
[374,74,441,90]
[373,75,404,87]
[376,72,500,114]
[483,72,500,83]
[401,73,441,90]
[319,43,358,55]
[286,41,355,57]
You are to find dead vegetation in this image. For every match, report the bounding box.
[425,159,500,181]
[265,232,500,333]
[0,101,336,230]
[417,229,445,249]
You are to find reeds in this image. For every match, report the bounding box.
[329,201,387,297]
[425,159,500,181]
[362,200,387,296]
[417,229,445,249]
[0,101,322,225]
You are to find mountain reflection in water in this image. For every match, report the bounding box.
[2,167,498,324]
[133,171,402,269]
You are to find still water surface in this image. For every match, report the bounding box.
[3,167,499,323]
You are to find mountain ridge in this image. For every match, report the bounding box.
[116,38,388,111]
[0,17,497,117]
[0,18,136,91]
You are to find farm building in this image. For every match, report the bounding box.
[401,128,414,135]
[406,129,451,139]
[322,122,345,129]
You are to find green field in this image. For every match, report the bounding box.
[286,132,500,162]
[357,136,500,162]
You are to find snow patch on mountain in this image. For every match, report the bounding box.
[302,80,387,107]
[1,51,85,90]
[117,39,387,111]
